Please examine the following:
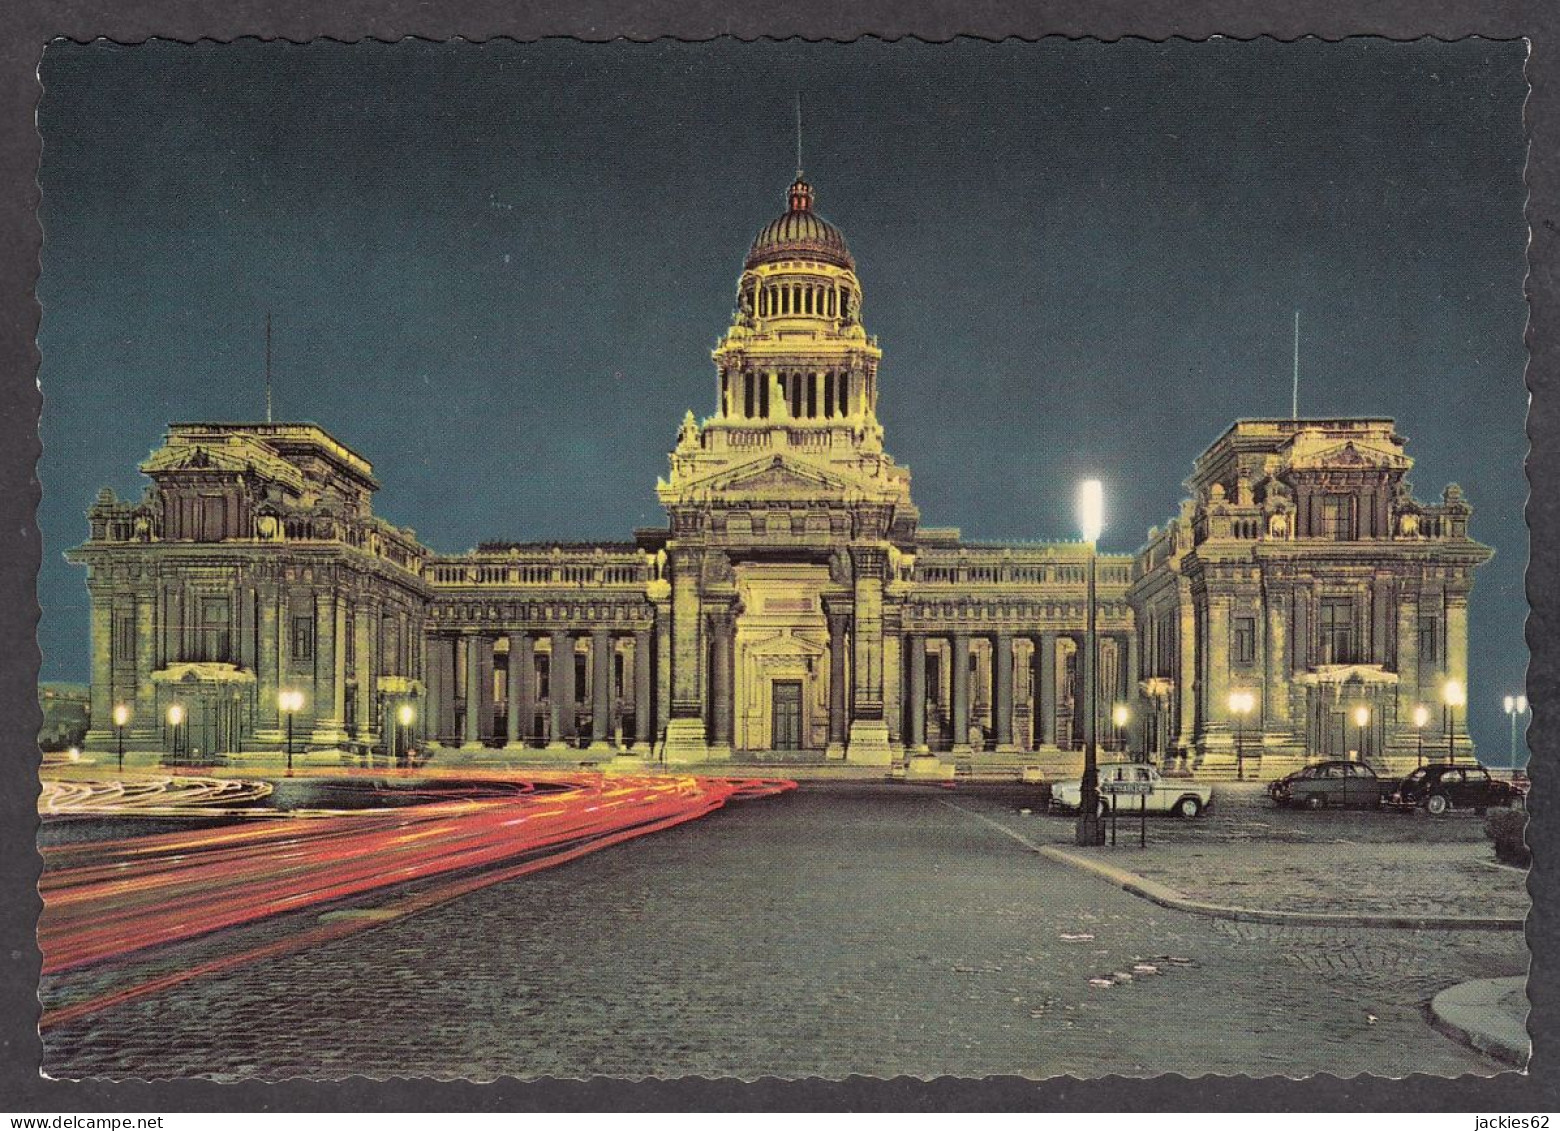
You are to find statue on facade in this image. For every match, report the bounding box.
[702,549,735,586]
[829,549,853,587]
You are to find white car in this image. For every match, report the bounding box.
[1050,762,1212,819]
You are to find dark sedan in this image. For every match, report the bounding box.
[1388,763,1526,815]
[1268,760,1391,810]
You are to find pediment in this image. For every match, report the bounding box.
[142,443,253,477]
[705,455,855,498]
[1289,440,1408,472]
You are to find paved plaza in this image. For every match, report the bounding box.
[42,781,1527,1081]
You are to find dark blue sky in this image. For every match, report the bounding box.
[36,39,1530,758]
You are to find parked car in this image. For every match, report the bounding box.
[1050,762,1213,818]
[1388,763,1527,815]
[1268,760,1392,810]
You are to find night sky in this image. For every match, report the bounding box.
[35,39,1530,759]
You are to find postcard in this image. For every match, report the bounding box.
[33,37,1531,1081]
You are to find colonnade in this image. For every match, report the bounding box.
[724,368,873,421]
[426,626,655,750]
[903,629,1138,754]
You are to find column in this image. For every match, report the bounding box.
[507,631,532,746]
[88,592,113,747]
[1393,585,1420,741]
[951,631,971,753]
[654,601,672,739]
[257,582,279,735]
[1265,587,1292,729]
[425,632,443,742]
[1174,584,1198,753]
[548,629,574,748]
[134,591,158,729]
[1446,590,1470,754]
[634,625,654,749]
[883,612,903,747]
[1206,596,1231,741]
[463,634,484,747]
[590,628,613,748]
[663,549,708,761]
[354,603,373,742]
[313,591,343,741]
[826,608,850,754]
[848,549,892,764]
[907,633,927,751]
[707,609,735,750]
[332,596,348,737]
[1036,631,1057,747]
[993,630,1014,750]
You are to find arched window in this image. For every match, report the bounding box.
[804,288,813,315]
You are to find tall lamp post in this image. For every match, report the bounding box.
[1112,702,1131,760]
[1352,704,1371,764]
[1443,679,1466,764]
[112,703,130,773]
[1075,479,1105,847]
[1503,694,1529,769]
[278,689,304,775]
[166,703,185,766]
[1412,704,1429,769]
[396,702,416,767]
[1227,690,1254,781]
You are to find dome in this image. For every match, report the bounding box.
[744,176,854,271]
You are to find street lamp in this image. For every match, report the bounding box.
[278,689,304,775]
[1112,702,1131,759]
[395,701,416,767]
[1503,694,1529,769]
[1352,703,1371,764]
[1227,690,1255,781]
[1412,704,1430,769]
[1443,679,1466,764]
[1075,478,1104,847]
[112,703,130,773]
[166,703,185,765]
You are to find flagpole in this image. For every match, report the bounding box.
[1292,309,1299,420]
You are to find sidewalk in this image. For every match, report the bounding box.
[1430,976,1531,1067]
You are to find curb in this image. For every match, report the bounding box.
[1429,977,1530,1067]
[1036,845,1526,931]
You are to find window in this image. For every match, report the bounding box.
[537,654,550,700]
[1319,598,1357,664]
[198,597,230,661]
[1321,495,1354,541]
[1233,617,1257,665]
[291,615,314,661]
[575,653,587,704]
[615,653,625,698]
[114,613,136,666]
[1418,617,1440,663]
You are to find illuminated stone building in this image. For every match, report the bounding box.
[66,178,1491,777]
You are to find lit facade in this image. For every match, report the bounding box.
[66,178,1492,777]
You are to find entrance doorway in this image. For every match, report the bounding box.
[771,681,803,751]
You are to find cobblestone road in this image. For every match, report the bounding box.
[43,783,1525,1081]
[1015,781,1530,918]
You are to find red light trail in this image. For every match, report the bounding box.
[39,771,794,1026]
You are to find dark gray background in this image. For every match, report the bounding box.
[34,37,1532,760]
[2,0,1555,1114]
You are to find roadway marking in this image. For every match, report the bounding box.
[937,798,1052,854]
